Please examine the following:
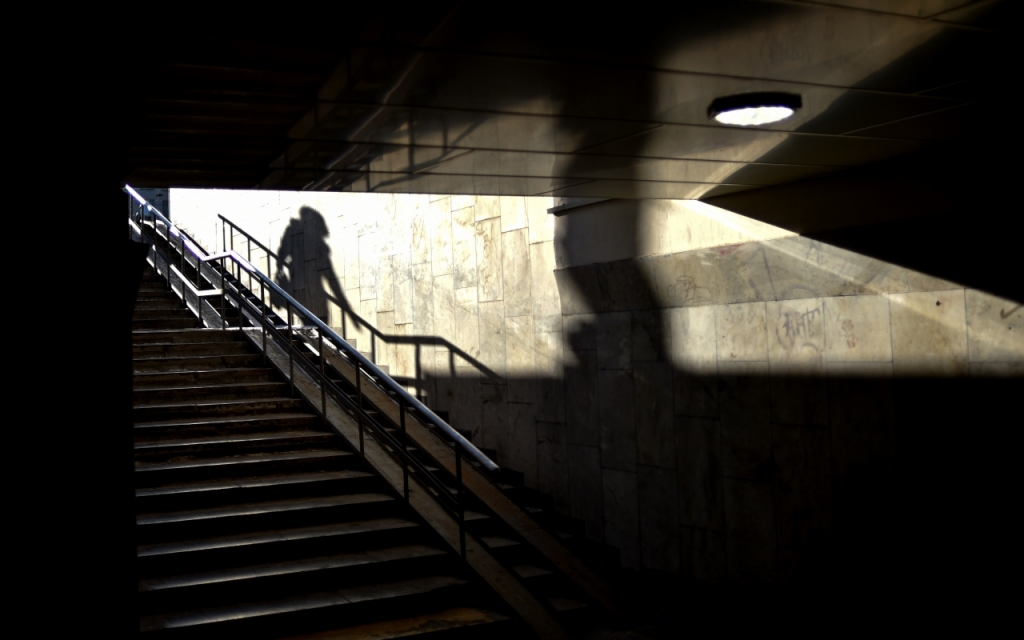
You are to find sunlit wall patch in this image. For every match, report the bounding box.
[708,92,802,126]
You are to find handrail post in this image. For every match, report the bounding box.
[356,361,364,458]
[221,258,227,330]
[400,401,409,501]
[261,285,267,365]
[319,330,326,418]
[287,304,294,397]
[456,446,466,559]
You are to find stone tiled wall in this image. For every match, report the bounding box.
[554,234,1023,580]
[172,189,1023,584]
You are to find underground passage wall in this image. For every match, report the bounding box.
[172,189,1022,590]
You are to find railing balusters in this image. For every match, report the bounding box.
[288,304,294,397]
[400,402,409,501]
[319,330,326,418]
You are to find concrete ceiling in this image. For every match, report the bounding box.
[123,0,1009,201]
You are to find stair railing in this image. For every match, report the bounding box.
[127,185,499,558]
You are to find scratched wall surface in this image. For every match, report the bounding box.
[170,188,1023,585]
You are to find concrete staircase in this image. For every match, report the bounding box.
[132,269,517,638]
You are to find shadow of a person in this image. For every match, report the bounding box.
[274,206,361,332]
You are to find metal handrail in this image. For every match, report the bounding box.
[125,185,498,473]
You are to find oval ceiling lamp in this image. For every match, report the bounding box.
[708,92,802,126]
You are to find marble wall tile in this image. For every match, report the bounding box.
[596,260,655,312]
[568,444,605,541]
[563,313,598,352]
[475,195,501,221]
[718,361,772,482]
[341,226,360,290]
[890,290,968,376]
[638,465,680,572]
[358,231,378,297]
[597,312,632,370]
[507,402,538,487]
[631,309,666,362]
[772,422,832,550]
[478,300,507,379]
[716,302,768,362]
[824,295,893,363]
[393,323,415,380]
[505,315,536,403]
[905,268,962,293]
[646,251,722,309]
[452,205,479,289]
[598,369,637,472]
[667,306,719,417]
[762,237,846,301]
[535,314,563,334]
[476,218,503,302]
[566,350,600,447]
[375,310,396,370]
[534,331,566,423]
[500,228,530,314]
[451,195,475,212]
[965,289,1024,362]
[451,365,482,441]
[454,286,481,363]
[676,416,725,531]
[357,296,377,351]
[603,468,641,569]
[970,361,1024,377]
[527,196,555,244]
[531,241,562,320]
[430,197,453,277]
[433,274,455,350]
[393,251,413,325]
[826,362,895,536]
[724,477,777,584]
[767,298,825,372]
[500,196,528,232]
[680,527,727,583]
[410,199,430,265]
[432,350,456,413]
[634,362,675,469]
[479,382,507,451]
[715,243,776,304]
[537,422,570,510]
[412,263,434,336]
[555,266,600,315]
[375,253,395,312]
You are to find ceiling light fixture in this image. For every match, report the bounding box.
[708,92,802,126]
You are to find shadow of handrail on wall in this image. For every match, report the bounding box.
[219,213,502,402]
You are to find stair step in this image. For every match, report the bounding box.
[548,596,587,613]
[133,353,264,372]
[133,381,291,405]
[137,470,374,498]
[133,318,199,330]
[133,329,243,345]
[512,565,553,579]
[134,412,319,435]
[134,429,332,452]
[133,397,310,420]
[136,449,352,474]
[137,492,395,526]
[133,341,252,357]
[138,517,421,558]
[481,536,520,550]
[133,368,276,388]
[139,544,444,592]
[282,607,509,640]
[139,575,469,631]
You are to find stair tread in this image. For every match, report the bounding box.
[134,412,316,430]
[140,575,469,631]
[136,449,351,472]
[481,536,520,549]
[133,397,304,411]
[512,564,553,579]
[548,596,587,612]
[134,381,287,394]
[134,430,332,450]
[137,492,395,525]
[137,470,374,497]
[139,544,444,592]
[282,607,509,640]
